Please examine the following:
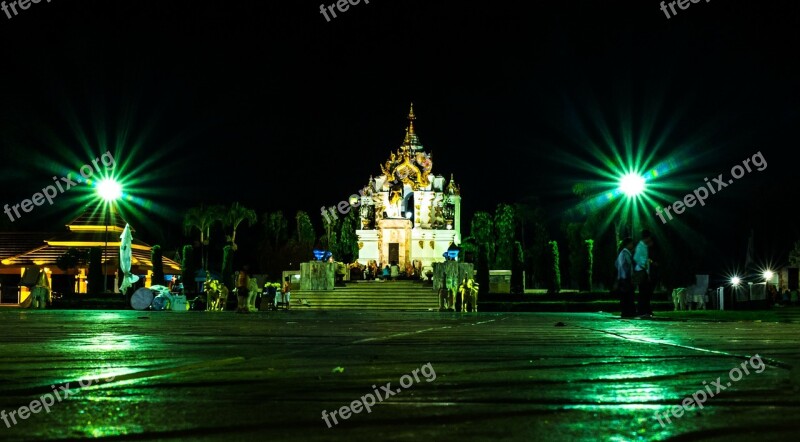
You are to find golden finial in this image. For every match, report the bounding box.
[408,102,416,135]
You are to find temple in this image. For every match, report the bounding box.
[356,104,462,271]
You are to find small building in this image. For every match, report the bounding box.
[0,209,180,305]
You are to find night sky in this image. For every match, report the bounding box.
[0,0,797,274]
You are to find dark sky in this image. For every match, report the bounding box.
[0,0,798,272]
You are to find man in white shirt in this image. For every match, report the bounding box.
[632,230,655,317]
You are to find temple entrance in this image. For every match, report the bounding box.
[388,243,399,265]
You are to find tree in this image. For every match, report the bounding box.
[223,202,257,250]
[515,201,549,289]
[285,211,316,268]
[790,240,800,268]
[468,212,495,265]
[264,211,289,250]
[183,205,224,271]
[259,211,289,279]
[56,248,86,293]
[494,204,516,269]
[296,211,316,248]
[88,247,103,294]
[151,245,165,286]
[546,241,561,294]
[510,241,525,294]
[336,210,360,263]
[181,245,196,294]
[582,239,594,292]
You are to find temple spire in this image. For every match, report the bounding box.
[408,102,416,135]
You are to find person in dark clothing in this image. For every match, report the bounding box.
[615,237,636,318]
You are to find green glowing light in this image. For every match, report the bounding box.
[96,179,122,202]
[619,173,646,198]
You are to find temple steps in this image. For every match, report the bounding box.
[290,281,439,311]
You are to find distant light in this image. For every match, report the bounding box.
[405,212,412,219]
[619,173,646,197]
[96,179,122,202]
[731,276,741,286]
[446,223,453,230]
[763,270,774,281]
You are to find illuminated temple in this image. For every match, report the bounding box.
[356,104,461,270]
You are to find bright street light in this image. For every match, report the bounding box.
[763,270,774,281]
[97,179,122,202]
[619,173,646,198]
[731,276,742,286]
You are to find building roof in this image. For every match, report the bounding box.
[0,208,179,274]
[0,232,57,260]
[1,242,180,272]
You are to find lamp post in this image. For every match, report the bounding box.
[97,179,122,293]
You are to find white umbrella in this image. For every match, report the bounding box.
[119,223,140,292]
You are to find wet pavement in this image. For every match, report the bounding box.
[0,310,798,441]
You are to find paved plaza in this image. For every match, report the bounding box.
[1,310,798,441]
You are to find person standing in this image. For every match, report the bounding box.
[236,265,250,313]
[632,230,655,318]
[615,237,636,318]
[281,277,291,310]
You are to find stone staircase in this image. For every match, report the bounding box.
[291,281,439,311]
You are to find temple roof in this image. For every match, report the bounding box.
[0,208,178,273]
[66,207,129,233]
[402,103,424,152]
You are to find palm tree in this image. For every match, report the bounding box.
[183,205,224,270]
[223,202,257,251]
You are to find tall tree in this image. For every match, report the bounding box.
[183,205,224,271]
[510,241,525,294]
[790,240,800,267]
[259,211,289,279]
[337,210,360,263]
[582,239,594,292]
[494,203,516,269]
[285,211,316,268]
[296,211,316,249]
[181,245,195,294]
[56,248,86,293]
[515,201,549,289]
[469,212,495,265]
[224,202,257,250]
[151,245,165,286]
[546,241,561,294]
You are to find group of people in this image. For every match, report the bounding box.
[234,266,292,313]
[356,260,423,281]
[615,229,657,318]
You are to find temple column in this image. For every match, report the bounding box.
[451,195,462,245]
